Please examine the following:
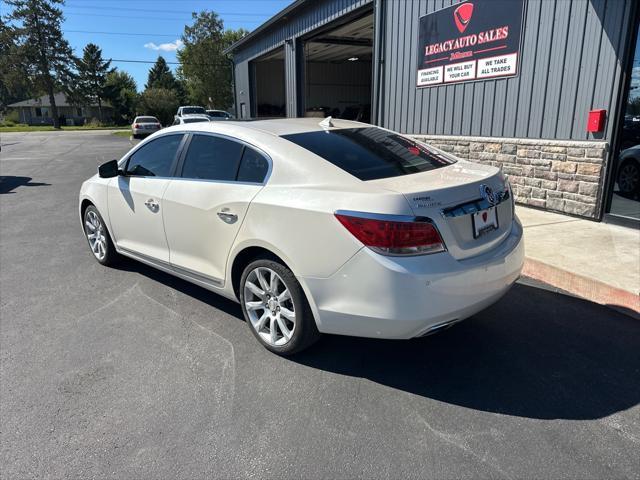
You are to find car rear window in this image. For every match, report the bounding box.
[183,117,209,124]
[136,117,157,123]
[182,107,206,115]
[281,127,455,180]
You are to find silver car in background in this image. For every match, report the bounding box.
[131,116,161,138]
[206,109,233,120]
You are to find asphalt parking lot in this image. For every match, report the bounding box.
[1,130,639,479]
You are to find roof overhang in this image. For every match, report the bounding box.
[223,0,308,55]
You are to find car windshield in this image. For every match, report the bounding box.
[182,107,206,115]
[136,117,157,123]
[183,117,209,124]
[281,127,455,181]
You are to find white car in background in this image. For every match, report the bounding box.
[171,115,211,125]
[79,118,524,355]
[131,116,161,138]
[176,105,207,117]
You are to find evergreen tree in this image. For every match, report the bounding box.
[0,19,33,109]
[75,43,112,121]
[145,56,176,90]
[5,0,75,128]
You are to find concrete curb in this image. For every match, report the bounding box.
[522,257,640,316]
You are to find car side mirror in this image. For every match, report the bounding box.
[98,159,120,178]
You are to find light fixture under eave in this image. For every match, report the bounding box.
[347,57,359,62]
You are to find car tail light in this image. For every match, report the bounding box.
[133,123,140,128]
[334,212,446,256]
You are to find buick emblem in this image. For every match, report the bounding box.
[479,184,498,206]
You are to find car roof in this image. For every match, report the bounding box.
[168,117,370,137]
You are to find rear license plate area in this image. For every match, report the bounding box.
[472,207,498,238]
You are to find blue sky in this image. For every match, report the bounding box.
[17,0,293,91]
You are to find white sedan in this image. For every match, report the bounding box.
[131,116,161,138]
[79,118,524,354]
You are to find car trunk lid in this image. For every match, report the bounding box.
[368,161,513,260]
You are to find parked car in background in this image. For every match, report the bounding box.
[616,145,640,196]
[172,115,211,125]
[206,109,233,120]
[131,116,161,138]
[176,106,207,118]
[79,118,523,355]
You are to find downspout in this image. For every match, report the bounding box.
[372,0,386,127]
[230,57,239,118]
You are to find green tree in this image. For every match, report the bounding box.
[104,70,138,125]
[145,56,176,90]
[5,0,75,128]
[0,19,33,109]
[74,43,112,121]
[145,56,185,103]
[138,87,179,126]
[177,11,247,109]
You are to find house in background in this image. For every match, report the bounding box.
[8,92,113,126]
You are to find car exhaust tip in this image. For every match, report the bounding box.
[416,318,461,337]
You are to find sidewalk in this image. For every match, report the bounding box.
[517,206,640,315]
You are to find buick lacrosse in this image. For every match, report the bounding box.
[79,118,524,354]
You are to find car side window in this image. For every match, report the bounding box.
[125,134,183,177]
[181,134,243,181]
[237,146,269,183]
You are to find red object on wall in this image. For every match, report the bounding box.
[587,109,606,133]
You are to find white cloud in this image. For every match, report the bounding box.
[144,39,183,52]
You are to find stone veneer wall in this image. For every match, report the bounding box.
[410,135,609,219]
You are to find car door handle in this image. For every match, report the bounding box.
[144,199,159,211]
[217,210,238,224]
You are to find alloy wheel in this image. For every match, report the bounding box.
[618,163,639,193]
[243,267,296,346]
[85,210,107,261]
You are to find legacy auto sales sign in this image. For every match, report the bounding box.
[417,0,525,87]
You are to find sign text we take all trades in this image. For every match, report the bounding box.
[417,0,525,88]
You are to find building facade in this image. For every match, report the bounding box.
[227,0,640,223]
[8,92,114,126]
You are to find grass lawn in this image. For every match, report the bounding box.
[112,131,133,138]
[0,125,130,133]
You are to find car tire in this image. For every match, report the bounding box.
[240,258,320,355]
[83,205,119,266]
[617,159,640,195]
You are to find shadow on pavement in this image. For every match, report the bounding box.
[292,283,640,420]
[112,259,244,320]
[0,176,51,194]
[115,258,640,421]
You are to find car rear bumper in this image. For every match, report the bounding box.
[300,217,524,339]
[132,127,160,135]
